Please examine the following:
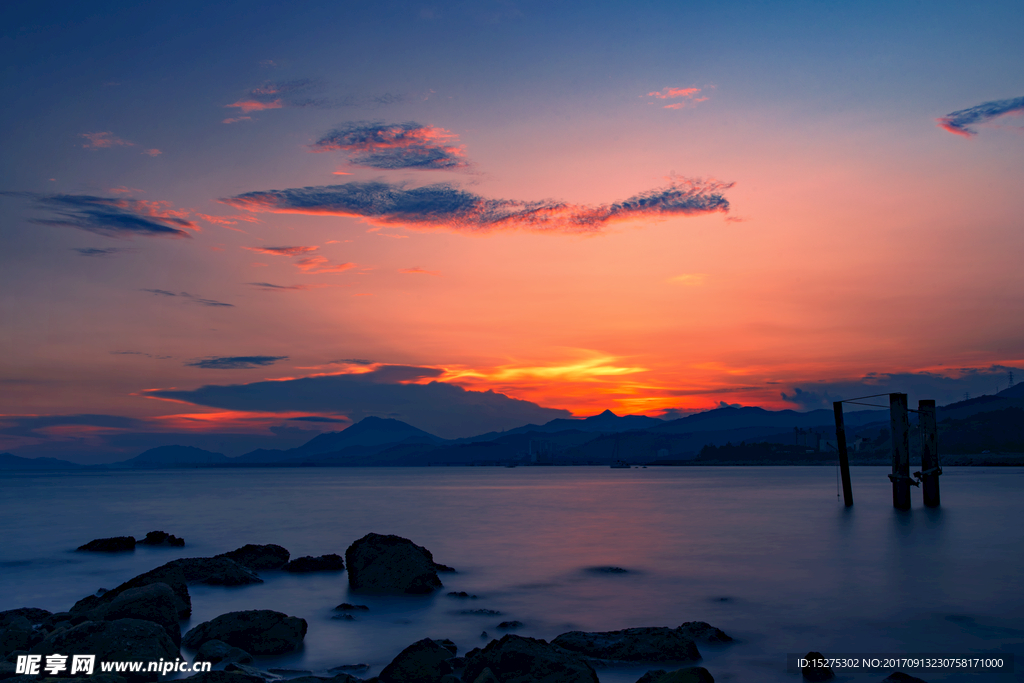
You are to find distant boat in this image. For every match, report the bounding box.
[610,460,630,469]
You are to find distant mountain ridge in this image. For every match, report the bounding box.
[6,391,1022,467]
[0,452,83,470]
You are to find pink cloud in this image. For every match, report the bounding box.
[81,132,134,149]
[646,87,708,109]
[223,116,253,124]
[399,267,440,276]
[225,99,283,113]
[648,87,701,100]
[244,245,320,257]
[142,148,162,157]
[294,256,356,273]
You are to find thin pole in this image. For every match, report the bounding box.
[889,393,911,510]
[833,401,853,506]
[919,399,940,507]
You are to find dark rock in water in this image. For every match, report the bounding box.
[331,614,355,621]
[0,609,52,629]
[647,667,715,683]
[219,544,290,571]
[433,563,457,573]
[881,673,928,683]
[345,533,445,594]
[327,664,370,673]
[267,668,312,675]
[181,671,266,683]
[138,531,184,547]
[193,639,254,666]
[377,638,454,683]
[635,670,668,683]
[283,554,345,573]
[41,612,89,630]
[88,582,181,646]
[183,610,307,655]
[469,669,499,683]
[480,631,488,639]
[586,566,629,574]
[1,620,43,657]
[676,621,732,643]
[463,634,599,683]
[30,619,178,682]
[167,557,264,586]
[801,652,835,681]
[433,639,457,655]
[447,592,477,599]
[223,663,282,679]
[77,537,136,552]
[71,556,261,619]
[497,621,523,630]
[446,656,465,669]
[460,609,501,616]
[287,675,364,683]
[334,603,369,612]
[552,627,701,662]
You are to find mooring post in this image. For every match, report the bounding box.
[919,399,940,507]
[889,393,911,510]
[832,401,853,506]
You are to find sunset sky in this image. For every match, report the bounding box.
[2,0,1023,462]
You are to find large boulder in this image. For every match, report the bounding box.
[181,672,266,683]
[89,583,181,646]
[218,545,290,571]
[78,537,136,552]
[182,610,307,655]
[0,609,52,629]
[378,638,454,683]
[30,619,178,682]
[552,627,701,662]
[138,531,185,547]
[1,619,43,657]
[193,639,253,666]
[676,622,731,644]
[644,668,715,683]
[880,673,928,683]
[71,557,262,619]
[283,554,345,573]
[801,652,835,681]
[345,534,444,594]
[462,635,599,683]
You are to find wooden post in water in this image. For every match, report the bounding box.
[889,393,911,510]
[832,401,853,506]
[919,399,940,507]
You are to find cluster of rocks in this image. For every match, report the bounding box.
[77,532,185,552]
[2,532,925,683]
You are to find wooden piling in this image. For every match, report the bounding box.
[832,401,853,506]
[889,393,911,510]
[919,399,940,507]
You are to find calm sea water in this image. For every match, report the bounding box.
[2,466,1022,682]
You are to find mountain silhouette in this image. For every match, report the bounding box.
[0,452,83,470]
[114,445,230,468]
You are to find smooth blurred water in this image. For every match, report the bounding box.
[2,466,1022,682]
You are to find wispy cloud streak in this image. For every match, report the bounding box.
[311,121,469,170]
[646,87,708,109]
[1,193,197,238]
[244,245,319,256]
[187,355,287,369]
[141,289,234,307]
[937,96,1024,137]
[221,178,732,234]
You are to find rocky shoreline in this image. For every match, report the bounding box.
[2,533,928,683]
